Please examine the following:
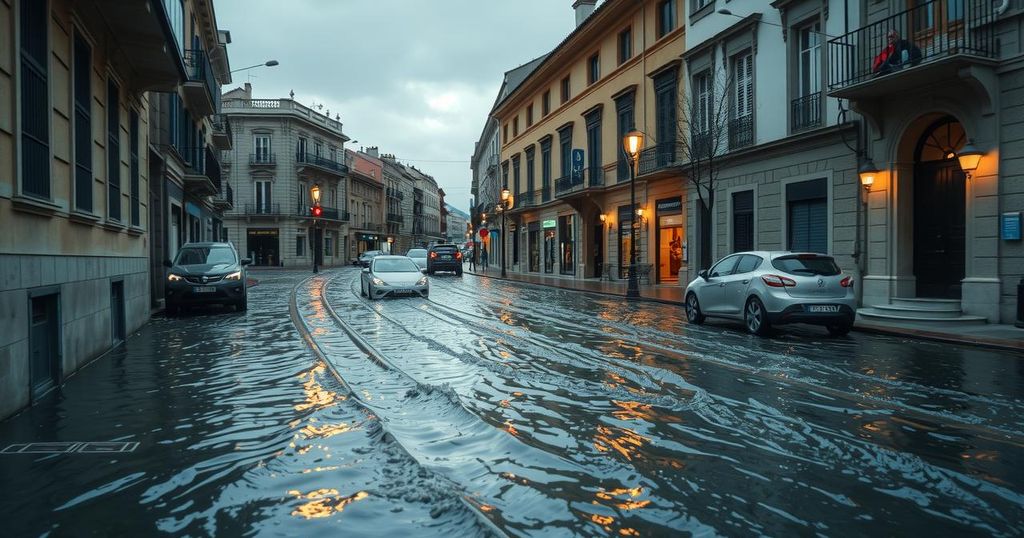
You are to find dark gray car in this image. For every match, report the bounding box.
[164,242,250,315]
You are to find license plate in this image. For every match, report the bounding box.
[193,286,216,293]
[807,305,840,313]
[441,255,451,260]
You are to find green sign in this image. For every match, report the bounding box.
[542,219,556,228]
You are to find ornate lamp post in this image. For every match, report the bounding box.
[310,183,322,273]
[496,188,514,278]
[622,130,644,299]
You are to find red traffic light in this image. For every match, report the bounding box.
[311,204,322,218]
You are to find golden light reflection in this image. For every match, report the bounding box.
[594,425,649,461]
[295,362,343,412]
[301,422,354,439]
[591,514,614,526]
[504,420,519,436]
[289,489,369,519]
[595,486,653,511]
[301,466,339,474]
[499,400,511,408]
[612,400,682,424]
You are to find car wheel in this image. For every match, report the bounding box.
[360,281,367,297]
[827,323,852,336]
[685,293,705,324]
[237,297,247,312]
[367,284,377,300]
[456,268,463,277]
[744,297,771,337]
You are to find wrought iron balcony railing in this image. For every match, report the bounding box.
[791,93,822,132]
[828,0,996,90]
[244,203,281,216]
[183,48,219,113]
[637,142,679,176]
[296,152,348,175]
[250,153,276,166]
[554,167,603,197]
[387,212,404,223]
[728,116,754,150]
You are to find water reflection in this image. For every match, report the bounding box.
[288,488,369,519]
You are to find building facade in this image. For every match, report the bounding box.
[492,0,687,282]
[220,84,352,269]
[346,148,385,260]
[682,0,1023,326]
[445,204,470,245]
[0,0,199,419]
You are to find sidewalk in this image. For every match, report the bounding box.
[465,265,1024,351]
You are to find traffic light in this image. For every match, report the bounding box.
[311,203,322,218]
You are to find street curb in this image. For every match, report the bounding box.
[467,269,1023,352]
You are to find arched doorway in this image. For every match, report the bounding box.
[912,116,966,299]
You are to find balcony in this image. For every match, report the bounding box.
[90,0,185,91]
[518,189,537,209]
[183,49,219,117]
[554,167,604,198]
[182,147,218,197]
[250,153,276,167]
[245,203,282,216]
[296,205,346,221]
[828,0,997,99]
[386,187,405,200]
[213,182,233,210]
[637,142,680,176]
[387,212,404,223]
[210,114,232,150]
[296,152,348,177]
[728,116,754,150]
[221,98,346,138]
[791,93,822,132]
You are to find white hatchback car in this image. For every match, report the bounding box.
[684,251,856,336]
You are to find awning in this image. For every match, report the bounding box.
[185,202,203,218]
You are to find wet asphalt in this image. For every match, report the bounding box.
[1,267,1022,537]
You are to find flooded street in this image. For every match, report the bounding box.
[3,268,1023,536]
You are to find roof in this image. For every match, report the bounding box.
[491,54,549,114]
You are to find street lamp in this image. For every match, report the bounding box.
[622,130,644,299]
[230,59,279,74]
[310,183,322,273]
[497,188,513,278]
[956,142,983,179]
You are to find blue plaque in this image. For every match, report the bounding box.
[1002,212,1021,241]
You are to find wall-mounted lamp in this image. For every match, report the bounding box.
[599,214,607,223]
[858,159,879,192]
[956,142,983,179]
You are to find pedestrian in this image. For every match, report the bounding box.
[481,246,489,270]
[469,244,477,272]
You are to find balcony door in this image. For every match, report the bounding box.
[909,0,965,51]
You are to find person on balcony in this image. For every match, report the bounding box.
[872,30,922,76]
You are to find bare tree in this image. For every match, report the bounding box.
[676,69,734,270]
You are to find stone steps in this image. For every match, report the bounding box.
[857,297,987,325]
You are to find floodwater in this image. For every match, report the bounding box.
[2,268,1023,537]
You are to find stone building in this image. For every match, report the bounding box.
[219,84,352,269]
[346,148,385,260]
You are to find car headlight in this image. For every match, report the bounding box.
[371,277,386,286]
[167,274,184,282]
[224,271,242,281]
[417,276,428,286]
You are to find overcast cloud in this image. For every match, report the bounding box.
[217,0,585,212]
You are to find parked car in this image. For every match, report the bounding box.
[356,250,384,267]
[406,248,428,270]
[360,256,429,299]
[684,251,856,337]
[164,242,250,315]
[426,244,463,275]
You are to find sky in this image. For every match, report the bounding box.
[216,0,588,213]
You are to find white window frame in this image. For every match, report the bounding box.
[254,179,273,213]
[733,52,753,120]
[254,135,271,161]
[798,21,822,98]
[694,71,712,134]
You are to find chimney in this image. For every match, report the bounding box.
[573,0,597,27]
[365,146,379,158]
[243,82,252,99]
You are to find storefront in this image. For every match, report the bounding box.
[655,197,684,283]
[617,205,634,279]
[558,214,574,275]
[247,228,280,266]
[527,222,540,272]
[356,232,381,256]
[543,220,556,273]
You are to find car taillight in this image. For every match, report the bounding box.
[840,276,854,288]
[761,274,797,287]
[429,252,437,259]
[455,251,462,259]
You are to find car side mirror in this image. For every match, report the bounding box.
[421,268,428,273]
[163,260,173,268]
[698,269,709,280]
[362,267,369,273]
[240,258,252,266]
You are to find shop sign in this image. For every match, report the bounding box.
[247,229,278,236]
[656,197,682,213]
[359,234,379,241]
[542,219,556,228]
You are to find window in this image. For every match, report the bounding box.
[512,155,521,198]
[615,90,635,182]
[20,0,50,199]
[526,104,534,127]
[130,110,140,227]
[542,90,551,116]
[297,136,307,159]
[710,255,741,277]
[618,27,632,65]
[694,72,712,134]
[794,20,823,131]
[732,190,754,252]
[654,68,678,166]
[657,0,676,38]
[525,147,536,200]
[730,52,754,148]
[786,178,828,253]
[734,254,763,274]
[540,137,552,202]
[513,116,519,137]
[255,180,272,213]
[298,181,306,213]
[690,0,712,14]
[73,33,92,212]
[314,141,322,157]
[296,235,305,257]
[163,0,185,56]
[558,126,573,179]
[588,54,600,85]
[254,135,271,162]
[560,76,571,104]
[107,80,121,222]
[585,110,601,186]
[503,123,508,142]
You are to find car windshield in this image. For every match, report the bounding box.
[407,249,427,257]
[772,255,841,276]
[176,247,236,266]
[432,247,456,254]
[361,251,382,258]
[374,258,419,273]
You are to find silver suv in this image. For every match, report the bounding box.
[684,251,856,336]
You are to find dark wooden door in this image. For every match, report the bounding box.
[29,295,59,399]
[913,160,965,298]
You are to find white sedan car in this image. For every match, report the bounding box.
[684,251,857,336]
[360,256,429,299]
[405,248,428,270]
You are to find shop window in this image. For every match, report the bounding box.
[786,179,827,253]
